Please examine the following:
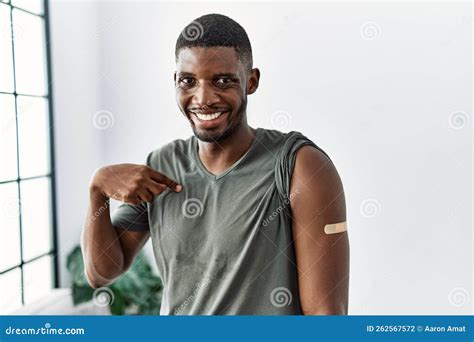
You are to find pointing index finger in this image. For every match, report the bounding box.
[148,169,182,192]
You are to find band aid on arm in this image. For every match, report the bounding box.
[324,221,347,235]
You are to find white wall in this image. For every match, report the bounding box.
[49,1,102,287]
[50,1,472,314]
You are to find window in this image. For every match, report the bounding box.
[0,0,57,313]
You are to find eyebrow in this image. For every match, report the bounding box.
[213,73,238,78]
[176,72,195,78]
[176,72,238,78]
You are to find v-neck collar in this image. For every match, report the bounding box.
[192,128,262,181]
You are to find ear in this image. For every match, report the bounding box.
[247,68,260,95]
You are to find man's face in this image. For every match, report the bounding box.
[175,47,256,142]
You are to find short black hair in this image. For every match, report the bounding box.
[175,13,253,70]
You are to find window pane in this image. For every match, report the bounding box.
[0,94,18,181]
[20,177,52,260]
[12,9,47,96]
[0,4,14,92]
[0,182,21,271]
[11,0,44,14]
[11,0,43,15]
[17,96,50,178]
[0,268,22,313]
[23,254,53,304]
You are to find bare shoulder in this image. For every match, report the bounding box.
[292,145,342,190]
[291,145,345,221]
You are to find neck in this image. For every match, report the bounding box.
[197,123,257,176]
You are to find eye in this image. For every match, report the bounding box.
[215,77,234,87]
[178,77,196,87]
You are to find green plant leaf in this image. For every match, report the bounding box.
[66,246,90,287]
[71,284,95,305]
[66,244,163,315]
[109,288,127,315]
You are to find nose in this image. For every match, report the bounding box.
[192,81,219,108]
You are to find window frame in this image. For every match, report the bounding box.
[0,0,59,306]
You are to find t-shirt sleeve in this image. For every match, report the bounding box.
[274,131,333,203]
[110,153,153,232]
[111,201,149,231]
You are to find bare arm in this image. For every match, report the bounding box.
[290,146,349,315]
[81,190,150,288]
[82,164,181,288]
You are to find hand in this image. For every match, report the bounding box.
[90,164,182,205]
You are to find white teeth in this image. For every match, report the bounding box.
[195,112,223,121]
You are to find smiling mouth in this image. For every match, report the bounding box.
[190,111,228,122]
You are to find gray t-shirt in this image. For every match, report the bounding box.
[111,128,331,315]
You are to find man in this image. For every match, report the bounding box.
[82,13,349,315]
